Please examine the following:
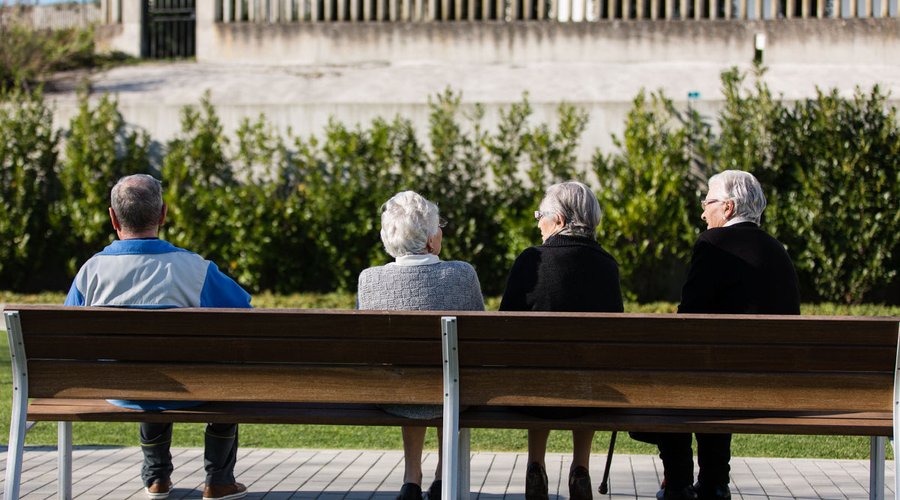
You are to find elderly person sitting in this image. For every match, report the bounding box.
[500,181,624,500]
[358,190,484,500]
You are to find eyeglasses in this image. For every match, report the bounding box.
[534,211,553,221]
[438,217,448,228]
[701,198,725,209]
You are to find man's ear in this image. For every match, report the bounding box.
[109,207,121,231]
[158,203,168,227]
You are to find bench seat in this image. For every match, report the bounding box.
[28,399,891,436]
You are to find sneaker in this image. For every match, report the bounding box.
[525,462,549,500]
[568,466,593,500]
[397,482,424,500]
[145,479,172,500]
[202,482,247,500]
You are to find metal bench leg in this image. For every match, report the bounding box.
[59,421,73,500]
[441,317,461,500]
[5,312,28,500]
[869,436,885,500]
[458,428,471,500]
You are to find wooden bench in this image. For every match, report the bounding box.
[3,305,898,500]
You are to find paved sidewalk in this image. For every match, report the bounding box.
[0,447,894,499]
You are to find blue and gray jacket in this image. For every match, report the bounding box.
[65,238,252,410]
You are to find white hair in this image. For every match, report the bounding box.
[379,191,440,258]
[708,170,767,224]
[539,181,601,238]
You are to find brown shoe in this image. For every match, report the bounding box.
[145,479,172,500]
[202,482,247,500]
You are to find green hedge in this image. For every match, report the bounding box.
[1,67,898,303]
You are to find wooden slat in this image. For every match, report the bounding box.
[26,335,441,365]
[26,399,892,436]
[28,399,433,426]
[457,342,894,372]
[18,304,894,346]
[452,315,898,345]
[10,306,442,340]
[459,407,893,436]
[29,361,443,404]
[458,369,892,412]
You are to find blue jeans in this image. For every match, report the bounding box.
[140,422,239,487]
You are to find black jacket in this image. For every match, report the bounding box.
[499,234,624,313]
[678,222,800,314]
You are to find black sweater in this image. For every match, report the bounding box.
[678,222,800,315]
[499,234,624,313]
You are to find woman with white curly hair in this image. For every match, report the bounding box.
[357,190,484,500]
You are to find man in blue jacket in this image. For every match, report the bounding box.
[65,174,251,500]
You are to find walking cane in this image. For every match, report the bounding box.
[598,431,617,495]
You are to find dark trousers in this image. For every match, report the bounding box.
[630,432,732,490]
[140,422,239,487]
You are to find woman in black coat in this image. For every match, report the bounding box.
[500,181,624,500]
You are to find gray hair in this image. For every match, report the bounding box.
[539,181,601,238]
[708,170,767,224]
[110,174,164,232]
[379,191,440,258]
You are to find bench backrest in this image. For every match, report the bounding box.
[5,305,447,405]
[448,312,900,413]
[5,305,899,414]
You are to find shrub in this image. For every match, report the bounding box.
[593,90,711,301]
[771,87,900,303]
[56,93,152,275]
[160,92,237,273]
[0,24,96,90]
[0,87,59,289]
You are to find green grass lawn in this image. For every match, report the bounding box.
[1,292,896,459]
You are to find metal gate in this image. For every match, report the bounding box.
[143,0,196,59]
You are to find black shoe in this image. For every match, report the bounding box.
[525,462,549,500]
[693,482,730,500]
[658,485,697,500]
[397,483,423,500]
[426,480,441,500]
[568,466,592,500]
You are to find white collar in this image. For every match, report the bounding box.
[391,254,441,267]
[724,217,756,227]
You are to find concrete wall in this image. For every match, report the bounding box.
[196,18,900,66]
[94,1,143,56]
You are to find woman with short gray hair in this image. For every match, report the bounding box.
[500,181,624,500]
[358,190,484,500]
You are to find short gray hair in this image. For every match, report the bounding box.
[539,181,601,238]
[708,170,767,224]
[380,191,440,258]
[110,174,164,232]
